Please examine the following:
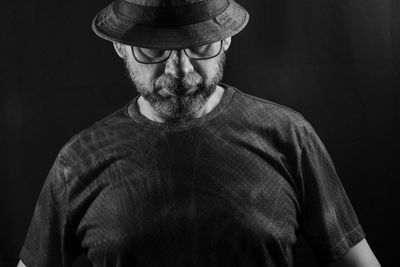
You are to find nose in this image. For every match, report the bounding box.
[164,49,194,78]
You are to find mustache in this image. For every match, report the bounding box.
[155,73,202,91]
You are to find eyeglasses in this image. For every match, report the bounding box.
[131,40,223,64]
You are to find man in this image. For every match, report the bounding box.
[18,0,381,266]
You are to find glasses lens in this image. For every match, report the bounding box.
[133,47,170,63]
[185,41,222,60]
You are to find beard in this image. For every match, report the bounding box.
[124,52,226,121]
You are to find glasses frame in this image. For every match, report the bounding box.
[131,40,223,64]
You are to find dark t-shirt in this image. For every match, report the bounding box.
[20,84,365,267]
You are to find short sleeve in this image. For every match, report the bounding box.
[19,156,78,267]
[297,123,365,264]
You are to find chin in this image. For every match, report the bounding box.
[154,89,212,120]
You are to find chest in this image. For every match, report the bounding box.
[72,132,300,263]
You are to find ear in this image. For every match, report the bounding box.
[113,41,127,58]
[222,37,232,51]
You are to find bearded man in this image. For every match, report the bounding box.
[18,0,381,266]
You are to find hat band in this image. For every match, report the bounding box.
[113,0,230,26]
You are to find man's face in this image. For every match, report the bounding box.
[114,39,230,121]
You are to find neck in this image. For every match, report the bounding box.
[135,85,225,123]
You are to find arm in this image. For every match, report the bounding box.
[17,260,26,267]
[325,238,381,267]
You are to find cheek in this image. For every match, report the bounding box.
[191,60,216,82]
[125,51,163,85]
[153,65,167,80]
[137,64,165,86]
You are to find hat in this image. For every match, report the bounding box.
[92,0,249,49]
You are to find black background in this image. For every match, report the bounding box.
[1,0,399,266]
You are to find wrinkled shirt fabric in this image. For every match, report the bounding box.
[20,84,365,267]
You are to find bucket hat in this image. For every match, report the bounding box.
[92,0,249,49]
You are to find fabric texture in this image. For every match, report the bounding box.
[20,84,365,267]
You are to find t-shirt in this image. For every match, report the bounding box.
[20,84,365,267]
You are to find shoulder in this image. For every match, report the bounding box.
[55,103,135,184]
[226,84,314,136]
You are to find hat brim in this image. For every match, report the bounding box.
[92,0,249,49]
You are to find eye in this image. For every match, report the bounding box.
[137,47,167,58]
[189,43,212,54]
[185,41,221,59]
